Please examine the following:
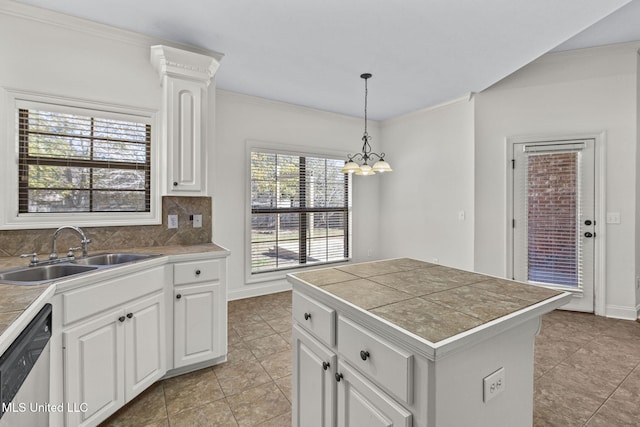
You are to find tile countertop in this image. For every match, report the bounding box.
[0,243,229,339]
[291,258,568,344]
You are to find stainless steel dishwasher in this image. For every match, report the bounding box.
[0,303,52,427]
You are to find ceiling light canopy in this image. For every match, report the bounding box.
[342,73,392,176]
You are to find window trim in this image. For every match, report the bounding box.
[1,89,161,229]
[245,140,353,284]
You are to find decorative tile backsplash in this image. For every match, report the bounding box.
[0,196,212,257]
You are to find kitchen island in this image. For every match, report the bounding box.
[288,258,571,427]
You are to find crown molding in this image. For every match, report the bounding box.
[0,0,223,61]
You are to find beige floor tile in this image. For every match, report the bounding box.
[227,382,291,427]
[168,399,238,427]
[534,375,605,425]
[259,349,292,380]
[274,375,292,404]
[265,315,293,333]
[101,382,167,427]
[163,368,225,415]
[256,411,292,427]
[245,333,291,359]
[214,358,272,397]
[232,320,277,342]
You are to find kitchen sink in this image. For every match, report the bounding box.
[71,253,158,266]
[0,264,99,285]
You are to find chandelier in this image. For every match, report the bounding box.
[341,73,392,176]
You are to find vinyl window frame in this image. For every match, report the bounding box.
[1,89,161,229]
[245,140,352,283]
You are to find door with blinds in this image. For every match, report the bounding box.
[512,139,595,312]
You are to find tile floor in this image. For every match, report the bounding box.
[101,291,640,427]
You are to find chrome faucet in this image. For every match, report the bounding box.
[50,226,91,260]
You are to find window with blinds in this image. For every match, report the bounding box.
[18,108,151,213]
[525,150,581,287]
[250,150,351,273]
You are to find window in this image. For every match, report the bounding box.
[18,107,151,213]
[250,149,351,273]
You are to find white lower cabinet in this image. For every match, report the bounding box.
[63,292,165,427]
[336,362,412,427]
[173,282,222,368]
[292,325,337,427]
[292,291,412,427]
[171,257,226,370]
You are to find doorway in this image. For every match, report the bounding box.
[510,138,597,313]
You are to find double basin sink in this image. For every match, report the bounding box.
[0,253,160,286]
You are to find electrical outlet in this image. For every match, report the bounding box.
[168,214,178,229]
[483,367,505,402]
[193,214,202,228]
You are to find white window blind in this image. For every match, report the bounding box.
[18,108,151,213]
[250,150,351,273]
[519,149,582,287]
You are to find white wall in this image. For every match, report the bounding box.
[475,42,639,319]
[0,4,160,113]
[379,98,475,270]
[215,90,381,300]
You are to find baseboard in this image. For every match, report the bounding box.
[227,280,292,301]
[605,304,638,320]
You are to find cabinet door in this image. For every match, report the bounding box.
[337,362,412,427]
[124,292,166,401]
[173,282,222,368]
[292,325,337,427]
[166,78,206,194]
[63,308,125,427]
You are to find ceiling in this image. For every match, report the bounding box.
[11,0,640,120]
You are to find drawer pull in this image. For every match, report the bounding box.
[335,373,343,382]
[118,316,125,322]
[360,350,370,361]
[304,312,311,320]
[195,269,201,276]
[322,361,330,371]
[126,313,133,319]
[176,294,182,300]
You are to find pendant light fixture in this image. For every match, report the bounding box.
[341,73,392,176]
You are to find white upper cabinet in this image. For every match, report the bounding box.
[150,45,220,195]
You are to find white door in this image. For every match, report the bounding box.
[125,292,166,401]
[63,308,125,427]
[292,325,337,427]
[173,282,221,368]
[336,362,412,427]
[512,139,596,312]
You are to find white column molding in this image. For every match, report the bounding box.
[150,45,220,86]
[150,45,220,195]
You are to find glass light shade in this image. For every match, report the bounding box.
[341,161,360,174]
[372,159,393,173]
[355,164,375,176]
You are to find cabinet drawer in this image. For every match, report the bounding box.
[174,259,220,285]
[63,266,166,326]
[338,316,413,404]
[293,291,335,347]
